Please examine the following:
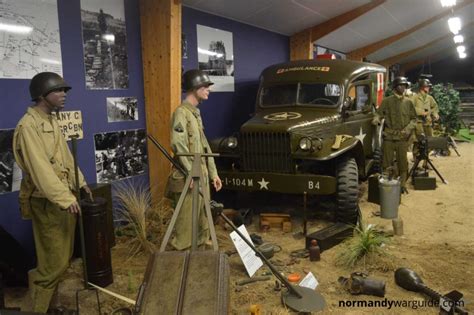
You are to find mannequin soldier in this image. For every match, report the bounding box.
[13,72,92,313]
[411,78,440,158]
[167,69,222,250]
[373,77,417,193]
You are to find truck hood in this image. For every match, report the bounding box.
[240,107,340,133]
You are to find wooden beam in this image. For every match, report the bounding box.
[140,0,182,201]
[290,30,312,60]
[400,40,474,74]
[379,21,474,67]
[347,0,474,61]
[290,0,386,60]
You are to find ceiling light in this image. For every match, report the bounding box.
[459,52,467,59]
[448,17,462,34]
[102,34,115,43]
[198,47,224,58]
[457,45,466,53]
[0,22,33,34]
[440,0,456,7]
[453,35,464,43]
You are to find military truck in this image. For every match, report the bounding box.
[211,59,386,224]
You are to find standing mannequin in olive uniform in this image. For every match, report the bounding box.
[13,72,92,313]
[373,77,417,193]
[168,69,222,250]
[411,78,439,157]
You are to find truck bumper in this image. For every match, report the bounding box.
[219,171,336,195]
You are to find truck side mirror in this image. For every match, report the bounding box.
[343,96,353,109]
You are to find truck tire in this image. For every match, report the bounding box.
[335,157,359,224]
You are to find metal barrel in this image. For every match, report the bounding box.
[378,175,400,219]
[80,197,113,287]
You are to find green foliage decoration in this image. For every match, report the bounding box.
[430,83,461,134]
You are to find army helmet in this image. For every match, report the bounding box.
[418,78,432,88]
[29,72,71,101]
[392,76,409,88]
[182,69,214,92]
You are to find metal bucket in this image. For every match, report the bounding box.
[378,176,400,219]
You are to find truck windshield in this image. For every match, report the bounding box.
[260,83,341,107]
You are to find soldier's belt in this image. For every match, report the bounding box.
[219,171,336,195]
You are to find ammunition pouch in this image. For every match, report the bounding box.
[339,272,385,297]
[165,168,186,196]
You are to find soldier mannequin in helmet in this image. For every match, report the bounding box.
[13,72,92,313]
[411,78,440,158]
[167,69,222,250]
[373,76,417,193]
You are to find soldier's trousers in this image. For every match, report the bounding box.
[28,197,76,313]
[382,140,409,188]
[170,183,210,251]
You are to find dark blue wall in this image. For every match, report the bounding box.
[407,56,474,86]
[182,7,289,138]
[0,0,145,260]
[0,4,289,262]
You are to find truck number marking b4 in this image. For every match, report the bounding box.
[308,181,320,190]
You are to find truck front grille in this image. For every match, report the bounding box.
[240,132,293,173]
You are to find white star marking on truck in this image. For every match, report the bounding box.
[257,178,270,190]
[355,127,366,143]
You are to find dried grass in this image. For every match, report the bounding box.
[336,222,390,269]
[115,180,173,260]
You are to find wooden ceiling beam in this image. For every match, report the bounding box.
[347,0,474,61]
[290,0,386,60]
[379,21,474,67]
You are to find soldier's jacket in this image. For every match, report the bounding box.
[374,93,417,141]
[13,107,86,219]
[168,100,218,192]
[410,92,439,126]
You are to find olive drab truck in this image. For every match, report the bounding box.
[211,59,386,224]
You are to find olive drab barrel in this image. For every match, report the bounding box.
[80,197,113,287]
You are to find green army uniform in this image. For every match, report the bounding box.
[167,100,218,250]
[374,94,417,188]
[411,91,439,137]
[13,107,86,313]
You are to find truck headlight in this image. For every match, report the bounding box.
[224,136,238,149]
[299,137,312,151]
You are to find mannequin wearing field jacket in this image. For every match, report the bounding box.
[373,76,417,192]
[167,69,222,250]
[13,72,92,313]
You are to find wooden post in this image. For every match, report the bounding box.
[139,0,182,201]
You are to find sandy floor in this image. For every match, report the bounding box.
[4,142,474,314]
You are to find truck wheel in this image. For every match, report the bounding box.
[335,157,359,224]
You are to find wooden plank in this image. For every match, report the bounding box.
[290,0,385,61]
[139,0,182,201]
[347,0,474,61]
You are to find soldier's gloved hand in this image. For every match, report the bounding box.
[371,118,380,126]
[81,185,94,201]
[67,201,81,215]
[213,176,222,192]
[433,114,439,121]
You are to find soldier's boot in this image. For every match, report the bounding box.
[32,284,55,313]
[400,170,409,194]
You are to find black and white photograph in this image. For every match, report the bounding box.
[197,24,234,92]
[0,129,21,194]
[314,45,346,60]
[80,0,129,90]
[107,97,138,122]
[94,129,147,183]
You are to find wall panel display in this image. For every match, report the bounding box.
[0,0,63,79]
[94,129,147,183]
[197,25,234,92]
[0,129,21,194]
[80,0,129,89]
[106,97,138,122]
